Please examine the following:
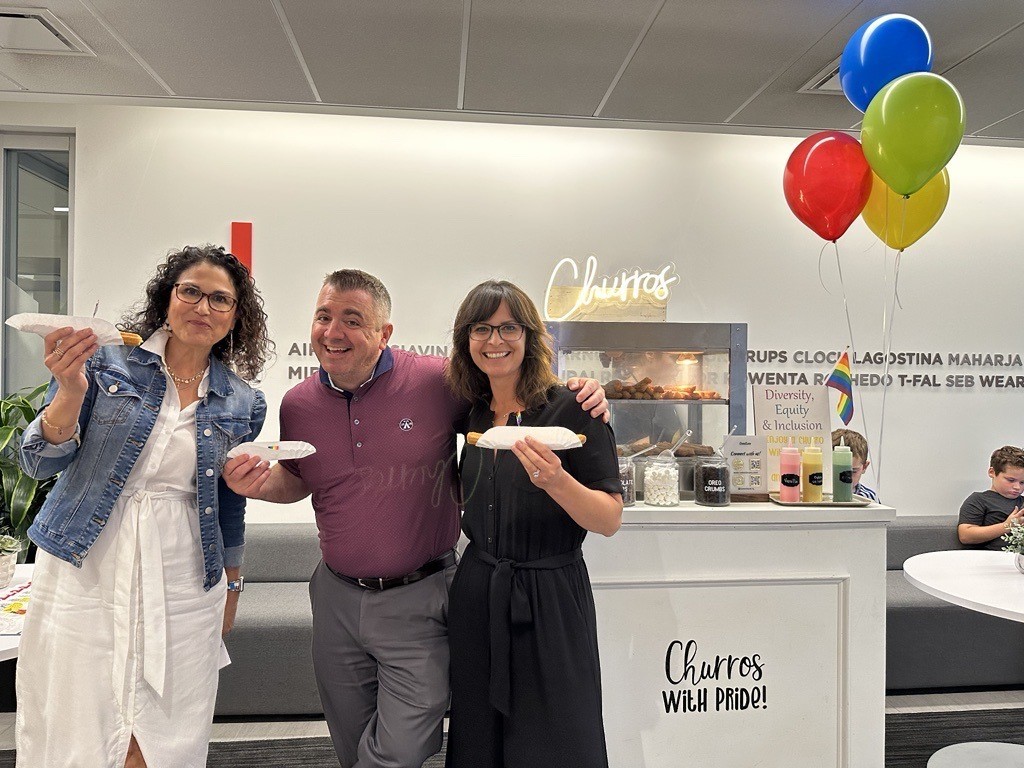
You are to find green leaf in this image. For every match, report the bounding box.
[0,426,15,453]
[9,474,38,531]
[23,383,49,403]
[0,382,53,535]
[0,462,17,504]
[13,400,36,425]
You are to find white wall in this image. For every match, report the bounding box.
[2,100,1021,520]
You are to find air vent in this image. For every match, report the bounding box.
[799,58,843,95]
[0,7,94,56]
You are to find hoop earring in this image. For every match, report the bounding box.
[228,330,234,359]
[162,320,172,334]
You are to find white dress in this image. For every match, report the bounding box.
[16,342,226,768]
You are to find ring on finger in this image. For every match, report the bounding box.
[532,470,540,478]
[54,348,66,358]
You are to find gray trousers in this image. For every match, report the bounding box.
[309,560,456,768]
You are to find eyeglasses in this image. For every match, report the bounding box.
[174,283,237,313]
[468,322,525,342]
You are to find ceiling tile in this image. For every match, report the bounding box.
[0,0,1021,146]
[976,110,1024,141]
[735,0,1024,132]
[0,0,166,96]
[944,23,1024,135]
[87,0,315,101]
[464,0,656,116]
[600,0,859,124]
[0,69,20,90]
[280,0,463,109]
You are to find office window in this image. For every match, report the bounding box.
[1,138,71,396]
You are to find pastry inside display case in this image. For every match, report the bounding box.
[605,378,722,401]
[616,437,715,457]
[580,350,728,402]
[547,321,747,482]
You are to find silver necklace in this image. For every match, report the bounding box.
[165,363,205,386]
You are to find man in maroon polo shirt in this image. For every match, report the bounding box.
[224,270,606,768]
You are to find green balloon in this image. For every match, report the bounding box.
[861,72,966,196]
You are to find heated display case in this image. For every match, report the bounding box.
[547,321,747,458]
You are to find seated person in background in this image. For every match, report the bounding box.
[831,428,878,501]
[957,445,1024,550]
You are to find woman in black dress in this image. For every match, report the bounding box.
[444,280,622,768]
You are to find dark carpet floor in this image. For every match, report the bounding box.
[0,710,1021,767]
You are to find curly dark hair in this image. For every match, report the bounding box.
[120,245,274,382]
[445,280,559,409]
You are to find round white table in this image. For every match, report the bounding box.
[904,550,1024,766]
[927,742,1024,767]
[0,564,34,663]
[904,550,1024,623]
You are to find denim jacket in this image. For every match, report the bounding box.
[20,342,266,591]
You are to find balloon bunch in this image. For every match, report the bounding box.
[783,14,965,251]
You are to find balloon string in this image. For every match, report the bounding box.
[895,196,909,310]
[833,241,871,456]
[817,240,834,295]
[875,248,902,497]
[876,220,890,497]
[833,241,855,349]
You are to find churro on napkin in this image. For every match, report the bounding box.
[467,427,585,450]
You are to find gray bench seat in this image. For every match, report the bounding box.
[886,515,1024,691]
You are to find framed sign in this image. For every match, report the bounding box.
[751,385,832,492]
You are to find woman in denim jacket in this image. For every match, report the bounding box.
[16,245,272,768]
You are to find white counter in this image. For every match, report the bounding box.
[583,500,895,768]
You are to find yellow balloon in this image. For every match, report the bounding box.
[861,169,950,250]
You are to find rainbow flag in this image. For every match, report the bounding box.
[826,350,854,425]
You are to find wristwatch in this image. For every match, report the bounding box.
[227,577,244,593]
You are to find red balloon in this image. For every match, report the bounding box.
[783,131,872,242]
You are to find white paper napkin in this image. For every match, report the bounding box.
[5,313,124,345]
[218,640,231,669]
[226,441,317,461]
[474,426,583,450]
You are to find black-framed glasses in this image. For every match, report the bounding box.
[174,283,237,312]
[468,322,525,342]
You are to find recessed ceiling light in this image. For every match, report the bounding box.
[800,57,844,95]
[0,8,94,56]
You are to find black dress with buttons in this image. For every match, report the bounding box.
[445,386,621,768]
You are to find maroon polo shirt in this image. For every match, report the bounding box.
[279,348,465,578]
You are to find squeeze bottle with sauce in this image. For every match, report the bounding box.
[779,445,801,502]
[801,446,823,503]
[832,444,854,502]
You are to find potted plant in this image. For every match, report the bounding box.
[0,531,22,588]
[1001,521,1024,574]
[0,383,56,562]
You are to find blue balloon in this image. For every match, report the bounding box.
[839,14,932,113]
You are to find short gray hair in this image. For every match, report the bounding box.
[323,269,392,325]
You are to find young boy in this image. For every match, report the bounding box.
[957,446,1024,550]
[831,428,878,501]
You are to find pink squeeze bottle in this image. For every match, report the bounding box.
[779,444,801,502]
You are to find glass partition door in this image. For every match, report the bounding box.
[1,136,72,396]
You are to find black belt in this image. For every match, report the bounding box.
[326,550,456,591]
[465,543,584,717]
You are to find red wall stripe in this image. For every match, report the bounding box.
[231,221,253,274]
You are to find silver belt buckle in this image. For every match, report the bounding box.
[357,577,386,590]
